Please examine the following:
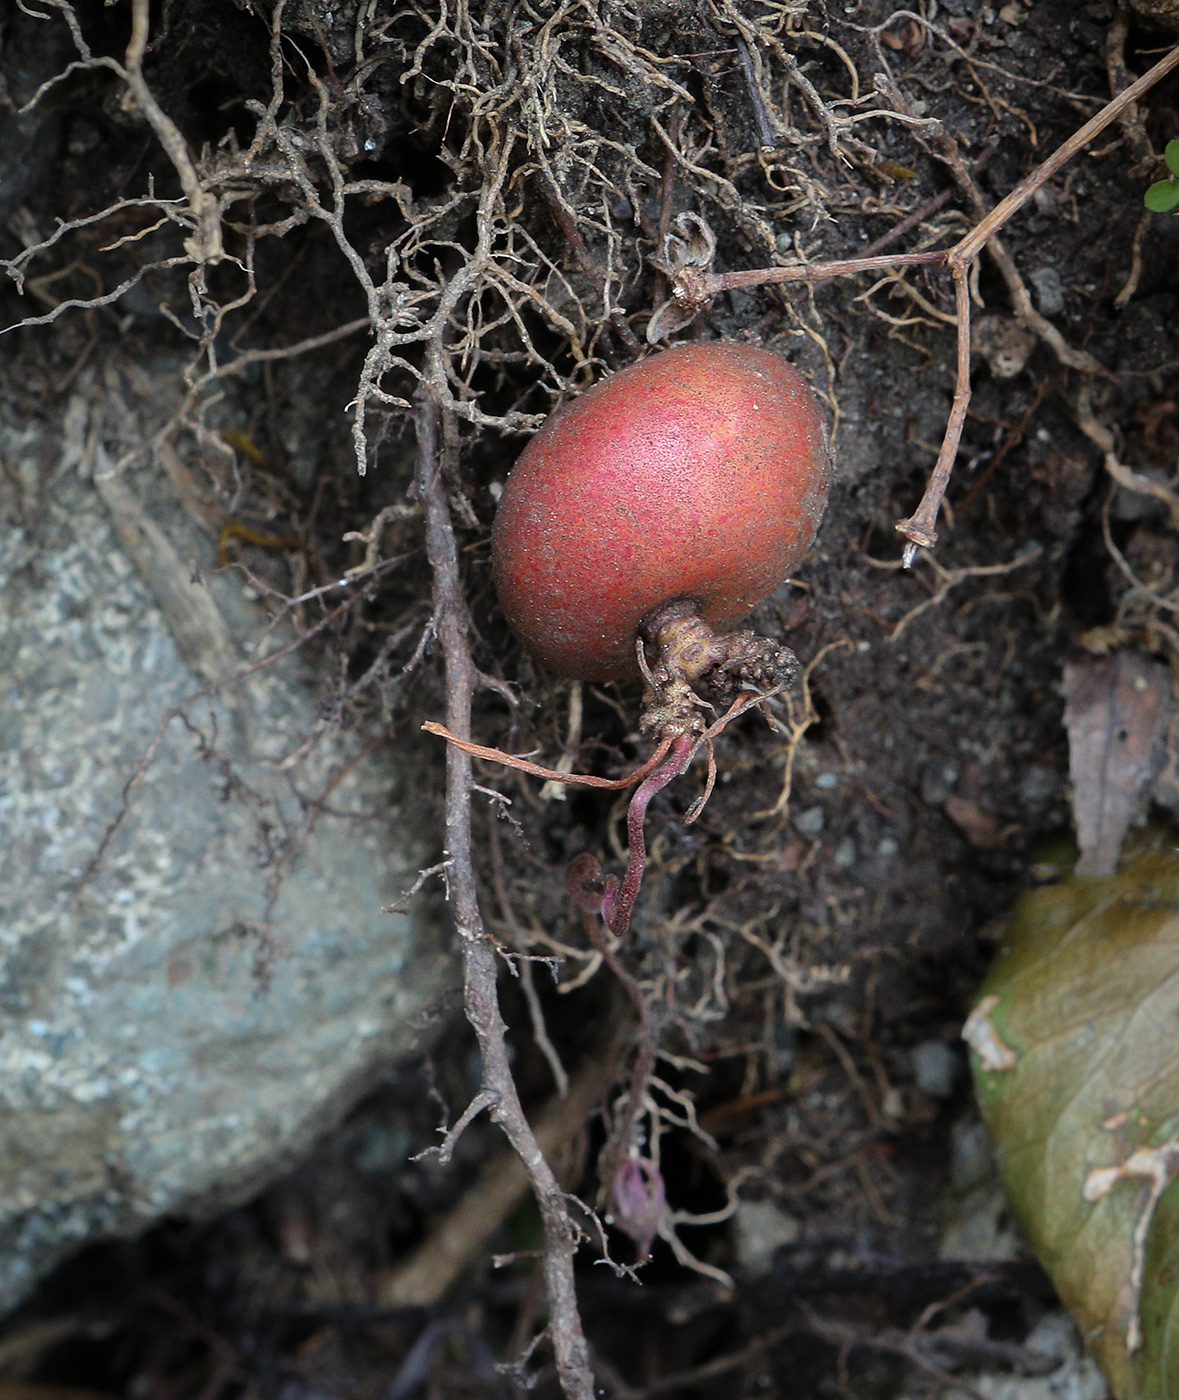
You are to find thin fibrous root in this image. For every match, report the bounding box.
[422,721,673,789]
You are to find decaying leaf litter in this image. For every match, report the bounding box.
[1,0,1178,1394]
[966,831,1179,1399]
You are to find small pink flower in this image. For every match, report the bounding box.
[612,1156,665,1258]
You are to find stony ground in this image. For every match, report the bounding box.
[1,0,1177,1394]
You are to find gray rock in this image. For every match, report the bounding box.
[0,390,451,1310]
[939,1119,1023,1265]
[905,1310,1108,1400]
[939,1179,1024,1265]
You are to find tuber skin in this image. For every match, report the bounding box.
[474,344,832,1260]
[433,345,831,1245]
[433,342,831,936]
[491,341,831,695]
[483,341,832,928]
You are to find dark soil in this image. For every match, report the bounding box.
[2,0,1177,1395]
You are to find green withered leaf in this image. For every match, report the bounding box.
[966,834,1179,1399]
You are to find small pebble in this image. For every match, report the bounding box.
[921,762,958,807]
[793,806,826,836]
[912,1039,959,1099]
[1111,465,1170,522]
[1019,763,1061,810]
[1029,266,1065,315]
[815,772,838,790]
[734,1200,802,1275]
[950,1118,995,1191]
[350,1122,415,1174]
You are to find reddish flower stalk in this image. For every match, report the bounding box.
[602,732,695,937]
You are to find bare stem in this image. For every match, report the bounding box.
[892,41,1178,553]
[415,390,595,1400]
[698,248,945,296]
[660,42,1179,564]
[895,266,972,563]
[950,43,1179,268]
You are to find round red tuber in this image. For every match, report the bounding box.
[491,342,831,683]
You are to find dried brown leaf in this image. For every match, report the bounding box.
[1062,652,1167,877]
[945,793,1004,848]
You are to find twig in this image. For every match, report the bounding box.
[414,388,595,1400]
[384,860,452,915]
[893,265,972,562]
